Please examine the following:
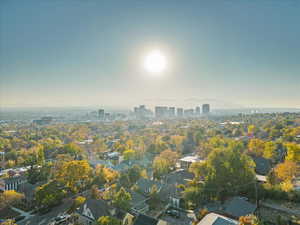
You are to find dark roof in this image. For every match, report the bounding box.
[159,170,194,201]
[77,199,113,220]
[223,197,257,218]
[133,214,158,225]
[252,156,271,175]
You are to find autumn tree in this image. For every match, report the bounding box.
[159,149,179,168]
[0,190,24,208]
[263,141,277,160]
[274,160,298,182]
[55,160,92,193]
[153,156,169,179]
[123,149,137,161]
[70,196,86,212]
[248,139,265,157]
[97,216,120,225]
[0,219,17,225]
[239,214,261,225]
[285,142,300,163]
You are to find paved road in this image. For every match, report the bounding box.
[261,201,300,216]
[11,207,34,221]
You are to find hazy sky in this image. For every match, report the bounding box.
[1,0,300,109]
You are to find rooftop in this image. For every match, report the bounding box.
[197,213,238,225]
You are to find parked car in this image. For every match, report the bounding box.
[166,209,180,218]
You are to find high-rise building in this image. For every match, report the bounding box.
[195,106,201,116]
[202,104,210,114]
[169,107,175,117]
[155,106,168,118]
[184,109,194,117]
[98,109,105,120]
[177,108,183,117]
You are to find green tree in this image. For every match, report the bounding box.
[153,156,169,179]
[35,181,65,209]
[112,187,131,210]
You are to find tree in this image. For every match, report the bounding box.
[263,141,277,160]
[248,139,265,157]
[91,185,101,199]
[70,196,86,212]
[97,216,120,225]
[0,219,17,225]
[112,187,131,210]
[285,142,300,163]
[274,160,298,182]
[35,181,65,209]
[127,165,142,185]
[55,160,92,193]
[0,190,24,208]
[189,147,255,201]
[123,149,136,161]
[153,156,169,179]
[239,214,261,225]
[94,165,119,185]
[61,143,83,159]
[159,149,179,168]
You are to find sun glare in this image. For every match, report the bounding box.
[144,50,167,74]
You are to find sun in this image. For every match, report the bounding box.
[144,50,167,74]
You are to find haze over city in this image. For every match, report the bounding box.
[1,0,300,109]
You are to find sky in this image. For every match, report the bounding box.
[1,0,300,109]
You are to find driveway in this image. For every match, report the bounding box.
[160,210,196,225]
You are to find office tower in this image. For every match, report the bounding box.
[155,106,168,118]
[169,107,175,117]
[98,109,105,120]
[195,106,200,116]
[184,109,194,117]
[177,108,183,117]
[202,104,210,114]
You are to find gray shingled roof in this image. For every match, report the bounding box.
[223,197,257,218]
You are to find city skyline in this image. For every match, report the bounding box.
[1,0,300,109]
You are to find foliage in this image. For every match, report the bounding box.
[239,214,261,225]
[153,156,169,179]
[112,187,131,210]
[70,196,86,212]
[285,142,300,163]
[0,190,24,208]
[55,160,92,193]
[274,160,298,182]
[97,216,120,225]
[0,220,17,225]
[35,181,65,210]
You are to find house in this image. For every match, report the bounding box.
[76,199,116,225]
[222,197,257,219]
[159,169,194,208]
[128,190,149,214]
[179,155,204,170]
[251,156,271,175]
[132,214,168,225]
[197,212,238,225]
[0,175,27,191]
[135,178,163,196]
